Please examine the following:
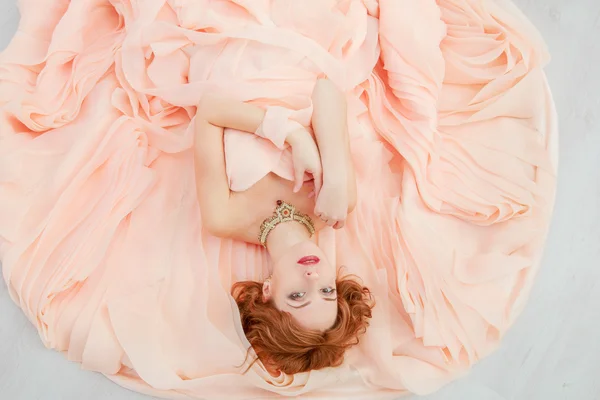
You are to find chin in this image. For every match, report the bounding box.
[290,240,324,255]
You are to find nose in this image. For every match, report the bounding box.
[305,270,319,280]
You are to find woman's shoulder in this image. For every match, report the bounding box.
[220,173,329,244]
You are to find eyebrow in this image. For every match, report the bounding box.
[287,297,337,309]
[288,301,312,309]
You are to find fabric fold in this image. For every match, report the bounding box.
[0,0,557,398]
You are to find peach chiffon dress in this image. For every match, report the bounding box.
[0,0,557,399]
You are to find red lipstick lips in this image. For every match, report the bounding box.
[297,256,320,265]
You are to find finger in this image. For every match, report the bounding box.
[313,170,323,199]
[293,168,305,193]
[308,191,315,199]
[333,221,345,230]
[319,215,335,227]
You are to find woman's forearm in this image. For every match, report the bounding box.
[310,79,351,186]
[198,95,312,153]
[197,95,266,132]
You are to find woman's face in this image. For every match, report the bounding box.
[263,241,338,331]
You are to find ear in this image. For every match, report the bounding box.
[262,280,272,302]
[265,363,281,377]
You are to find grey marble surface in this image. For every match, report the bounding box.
[1,0,599,399]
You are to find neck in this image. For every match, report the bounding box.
[266,221,311,264]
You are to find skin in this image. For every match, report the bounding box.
[194,79,356,331]
[264,232,338,331]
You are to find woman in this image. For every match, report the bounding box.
[193,79,374,375]
[0,0,557,398]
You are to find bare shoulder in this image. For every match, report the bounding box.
[200,193,248,239]
[202,172,354,243]
[219,174,321,243]
[207,176,284,243]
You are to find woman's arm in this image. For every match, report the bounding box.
[194,119,246,237]
[194,96,323,236]
[193,97,265,237]
[311,79,357,212]
[197,95,266,133]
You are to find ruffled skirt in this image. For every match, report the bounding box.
[0,0,557,398]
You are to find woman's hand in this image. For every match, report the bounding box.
[313,170,348,229]
[286,128,323,196]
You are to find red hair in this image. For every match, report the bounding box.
[232,275,374,375]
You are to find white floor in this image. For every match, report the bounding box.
[1,0,599,399]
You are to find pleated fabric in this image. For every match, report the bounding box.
[0,0,557,398]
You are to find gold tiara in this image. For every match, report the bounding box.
[259,200,315,247]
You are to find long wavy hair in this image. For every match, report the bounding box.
[231,274,374,375]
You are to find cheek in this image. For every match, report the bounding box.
[273,258,298,275]
[319,262,337,278]
[271,274,295,298]
[274,264,304,283]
